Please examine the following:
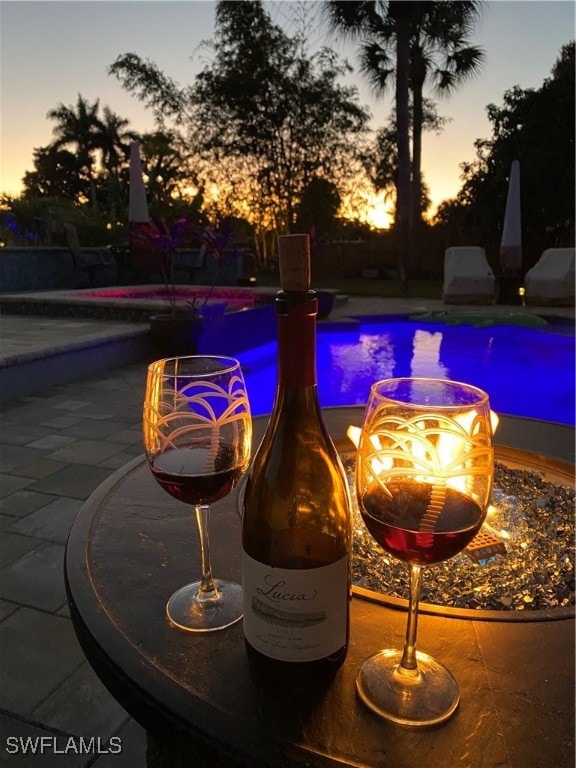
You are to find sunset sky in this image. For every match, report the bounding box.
[1,0,573,221]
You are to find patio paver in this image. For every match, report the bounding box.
[0,490,57,518]
[0,542,69,612]
[6,497,82,543]
[31,662,130,740]
[27,465,119,499]
[0,607,85,715]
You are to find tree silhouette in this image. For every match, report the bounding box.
[45,94,138,216]
[325,1,484,278]
[407,2,484,229]
[47,95,103,205]
[326,1,415,285]
[139,130,194,217]
[22,146,90,202]
[97,107,137,174]
[436,42,575,264]
[96,107,139,218]
[110,0,370,262]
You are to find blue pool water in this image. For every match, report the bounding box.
[237,319,575,426]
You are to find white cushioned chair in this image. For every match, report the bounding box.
[524,248,575,306]
[442,247,496,305]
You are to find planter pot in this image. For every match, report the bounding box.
[317,290,336,319]
[149,313,204,358]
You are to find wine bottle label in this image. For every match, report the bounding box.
[242,552,348,662]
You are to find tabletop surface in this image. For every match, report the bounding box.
[65,408,575,768]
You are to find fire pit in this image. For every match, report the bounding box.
[346,448,574,616]
[323,407,574,620]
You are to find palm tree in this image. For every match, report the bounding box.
[325,1,416,285]
[98,107,138,175]
[325,1,485,276]
[47,94,103,204]
[97,107,139,218]
[409,3,485,229]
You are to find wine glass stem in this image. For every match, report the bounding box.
[194,504,219,601]
[399,564,423,674]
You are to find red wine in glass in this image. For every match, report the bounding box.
[152,447,248,506]
[360,480,485,566]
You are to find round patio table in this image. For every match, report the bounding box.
[65,408,574,768]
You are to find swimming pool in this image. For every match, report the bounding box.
[238,318,575,426]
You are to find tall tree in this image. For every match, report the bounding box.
[193,1,370,237]
[325,1,415,284]
[109,0,370,261]
[437,42,574,261]
[46,94,103,205]
[96,107,139,218]
[409,2,484,229]
[325,1,484,276]
[139,130,192,216]
[30,95,137,219]
[368,100,445,219]
[97,107,137,175]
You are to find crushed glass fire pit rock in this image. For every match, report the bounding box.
[346,458,575,612]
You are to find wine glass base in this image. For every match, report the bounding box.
[356,649,459,727]
[166,579,243,633]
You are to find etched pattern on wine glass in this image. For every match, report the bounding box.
[143,371,250,456]
[360,410,493,530]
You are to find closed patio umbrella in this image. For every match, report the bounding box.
[129,140,149,223]
[499,160,522,275]
[128,140,161,272]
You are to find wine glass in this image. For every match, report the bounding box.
[355,378,493,726]
[143,356,252,632]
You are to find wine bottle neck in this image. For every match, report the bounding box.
[276,291,317,389]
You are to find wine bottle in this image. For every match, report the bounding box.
[241,233,352,673]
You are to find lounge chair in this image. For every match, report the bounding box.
[63,222,115,287]
[524,248,575,306]
[442,247,496,305]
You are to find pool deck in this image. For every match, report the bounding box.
[0,296,574,767]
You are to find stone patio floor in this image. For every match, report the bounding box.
[0,296,573,767]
